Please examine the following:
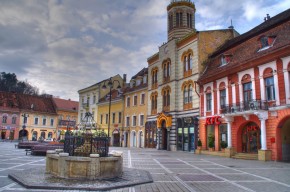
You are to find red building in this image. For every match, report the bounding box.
[0,92,20,141]
[198,9,290,161]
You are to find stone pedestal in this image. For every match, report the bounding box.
[258,150,272,161]
[225,147,235,158]
[46,150,123,180]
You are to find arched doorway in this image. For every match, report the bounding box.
[145,121,156,148]
[123,132,128,147]
[41,131,46,139]
[32,131,38,141]
[113,129,120,147]
[241,122,261,153]
[1,130,6,140]
[19,129,28,140]
[279,118,290,161]
[161,120,168,150]
[138,131,144,148]
[131,131,136,147]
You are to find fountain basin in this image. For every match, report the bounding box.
[45,150,123,180]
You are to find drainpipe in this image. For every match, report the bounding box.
[194,81,200,97]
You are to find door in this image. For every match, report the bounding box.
[162,128,167,150]
[190,133,195,152]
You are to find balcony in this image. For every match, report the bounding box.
[151,109,157,115]
[220,100,269,114]
[183,70,192,78]
[163,106,170,112]
[58,120,76,127]
[163,76,170,84]
[82,103,89,108]
[151,83,158,90]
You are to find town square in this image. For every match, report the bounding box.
[0,0,290,191]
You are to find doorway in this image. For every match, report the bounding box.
[161,121,167,150]
[241,122,260,153]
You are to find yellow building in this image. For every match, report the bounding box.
[123,68,148,148]
[18,94,58,141]
[97,89,124,146]
[52,98,78,140]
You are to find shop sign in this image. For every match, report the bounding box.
[205,116,221,125]
[246,126,258,132]
[178,128,182,134]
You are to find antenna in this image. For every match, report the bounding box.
[228,19,234,29]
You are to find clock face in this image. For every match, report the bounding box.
[164,46,168,54]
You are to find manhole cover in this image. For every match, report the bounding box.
[178,174,222,181]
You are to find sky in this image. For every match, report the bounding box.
[0,0,289,101]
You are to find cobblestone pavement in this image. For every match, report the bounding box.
[0,142,290,192]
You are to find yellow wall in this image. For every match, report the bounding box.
[123,88,147,148]
[20,112,58,141]
[97,99,124,137]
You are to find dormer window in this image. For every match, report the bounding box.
[136,79,141,86]
[143,75,147,84]
[258,35,276,52]
[220,54,232,66]
[130,80,135,88]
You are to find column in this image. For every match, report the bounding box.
[157,128,161,150]
[257,112,268,150]
[167,127,171,151]
[224,116,233,148]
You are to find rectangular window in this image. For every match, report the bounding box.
[127,97,130,107]
[141,93,145,105]
[43,118,46,126]
[106,114,108,124]
[134,95,137,106]
[243,82,252,103]
[101,114,103,124]
[12,116,16,124]
[220,89,226,108]
[50,119,54,126]
[265,77,275,101]
[133,116,137,126]
[93,95,96,103]
[118,112,122,123]
[112,113,115,124]
[206,93,212,111]
[34,117,38,125]
[23,116,28,124]
[2,116,7,123]
[126,116,130,127]
[140,115,144,126]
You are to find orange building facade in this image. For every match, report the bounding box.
[198,10,290,161]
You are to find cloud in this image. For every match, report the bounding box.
[0,0,288,101]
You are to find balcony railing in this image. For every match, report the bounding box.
[220,100,269,114]
[82,103,89,108]
[58,120,76,126]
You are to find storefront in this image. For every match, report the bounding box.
[145,121,157,148]
[176,117,198,152]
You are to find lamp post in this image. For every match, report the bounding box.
[21,113,29,141]
[101,77,122,144]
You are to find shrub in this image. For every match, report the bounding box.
[220,141,228,149]
[197,139,202,147]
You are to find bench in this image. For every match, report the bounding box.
[31,145,64,156]
[25,149,31,155]
[17,141,49,149]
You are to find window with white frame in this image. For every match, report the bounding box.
[34,117,39,125]
[140,115,144,126]
[220,89,226,108]
[132,116,137,126]
[126,116,130,127]
[265,76,275,101]
[126,97,130,107]
[141,93,145,105]
[50,118,54,126]
[2,115,7,123]
[42,117,47,126]
[112,113,115,123]
[12,116,17,124]
[118,112,122,123]
[206,93,212,111]
[134,95,137,106]
[243,82,252,103]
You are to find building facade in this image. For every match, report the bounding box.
[98,89,124,146]
[123,68,148,148]
[78,74,125,123]
[0,92,20,141]
[198,9,290,161]
[146,0,237,151]
[52,98,78,140]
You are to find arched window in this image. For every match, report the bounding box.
[263,68,275,101]
[184,88,188,104]
[188,84,192,103]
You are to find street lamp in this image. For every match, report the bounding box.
[21,113,29,141]
[101,77,122,143]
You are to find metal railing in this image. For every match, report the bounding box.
[220,100,269,114]
[64,132,109,157]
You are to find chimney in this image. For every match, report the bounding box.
[266,14,270,20]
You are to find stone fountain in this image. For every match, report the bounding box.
[9,112,152,191]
